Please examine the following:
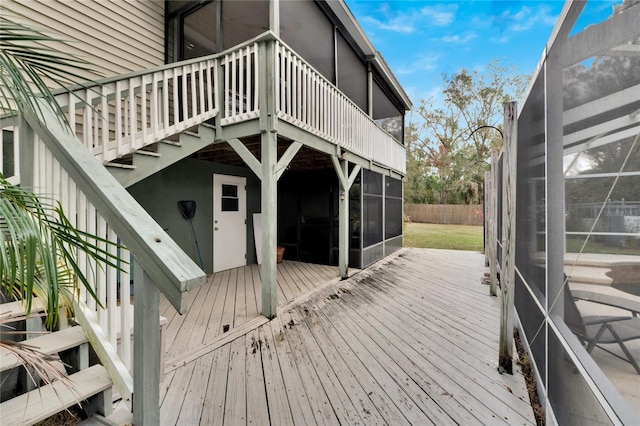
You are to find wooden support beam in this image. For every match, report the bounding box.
[260,38,278,319]
[484,170,490,267]
[133,261,160,425]
[227,138,262,180]
[276,141,302,181]
[489,151,498,297]
[498,102,517,374]
[332,156,361,279]
[261,131,278,318]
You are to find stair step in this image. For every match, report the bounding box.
[1,326,88,373]
[134,149,161,158]
[104,162,136,170]
[0,364,112,426]
[0,299,47,321]
[159,139,182,147]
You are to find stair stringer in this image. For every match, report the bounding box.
[108,123,216,188]
[74,302,134,408]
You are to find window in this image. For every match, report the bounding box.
[2,130,15,179]
[182,2,218,60]
[221,184,239,211]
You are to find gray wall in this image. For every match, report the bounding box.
[128,158,261,273]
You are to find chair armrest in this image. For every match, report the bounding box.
[572,289,640,316]
[582,315,633,326]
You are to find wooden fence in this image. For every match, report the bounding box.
[405,203,484,226]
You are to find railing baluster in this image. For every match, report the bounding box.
[107,226,118,350]
[141,75,148,146]
[101,86,109,162]
[87,202,98,311]
[115,81,123,158]
[151,73,159,140]
[199,62,205,118]
[96,211,107,331]
[163,69,170,131]
[84,89,92,151]
[190,64,197,122]
[68,92,76,133]
[206,60,213,113]
[181,66,188,126]
[129,78,137,150]
[120,245,131,371]
[173,67,179,128]
[252,43,259,114]
[239,48,245,114]
[231,52,237,119]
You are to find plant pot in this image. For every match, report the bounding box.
[277,246,285,263]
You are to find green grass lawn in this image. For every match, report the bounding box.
[404,222,484,251]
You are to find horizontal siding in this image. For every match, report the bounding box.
[2,0,164,82]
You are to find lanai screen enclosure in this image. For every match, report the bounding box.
[489,1,640,424]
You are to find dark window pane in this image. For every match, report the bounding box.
[222,184,237,197]
[385,176,402,198]
[182,2,218,60]
[280,0,335,82]
[221,1,268,50]
[2,130,14,178]
[363,169,382,195]
[221,197,238,212]
[385,198,402,238]
[336,31,367,111]
[363,195,382,246]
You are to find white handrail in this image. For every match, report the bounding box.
[21,100,206,412]
[56,58,219,163]
[274,40,406,174]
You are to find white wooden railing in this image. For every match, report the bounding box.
[55,58,219,163]
[19,100,206,423]
[274,40,406,174]
[44,33,404,174]
[220,43,260,125]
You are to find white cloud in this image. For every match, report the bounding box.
[499,5,557,32]
[396,54,440,75]
[360,3,458,34]
[438,33,477,44]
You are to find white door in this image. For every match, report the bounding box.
[213,174,246,272]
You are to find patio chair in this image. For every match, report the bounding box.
[564,288,640,374]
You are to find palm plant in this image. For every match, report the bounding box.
[0,17,94,121]
[0,17,121,397]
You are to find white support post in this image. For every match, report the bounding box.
[339,159,349,278]
[260,38,278,319]
[261,131,278,319]
[498,101,517,374]
[331,156,361,279]
[133,260,160,425]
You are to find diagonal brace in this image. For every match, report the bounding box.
[227,138,262,180]
[276,141,302,181]
[331,155,361,190]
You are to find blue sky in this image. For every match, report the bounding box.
[344,0,619,103]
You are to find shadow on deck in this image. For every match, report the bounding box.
[159,249,536,425]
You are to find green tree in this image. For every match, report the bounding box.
[406,59,528,204]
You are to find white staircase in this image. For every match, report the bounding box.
[1,301,114,425]
[106,123,216,188]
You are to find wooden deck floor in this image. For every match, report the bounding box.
[159,249,535,425]
[160,260,343,366]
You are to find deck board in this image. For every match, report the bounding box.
[159,251,536,425]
